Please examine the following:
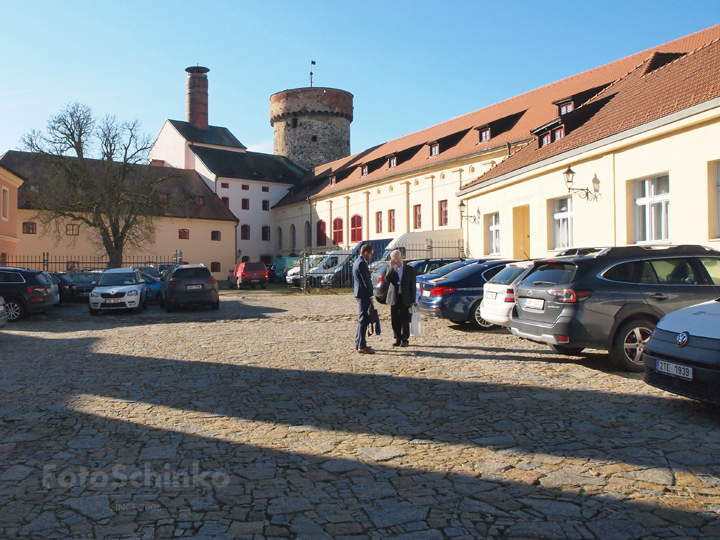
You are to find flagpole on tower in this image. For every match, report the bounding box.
[310,60,316,87]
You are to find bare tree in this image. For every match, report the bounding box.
[22,102,186,267]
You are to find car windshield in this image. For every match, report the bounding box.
[523,262,578,287]
[429,260,468,276]
[74,273,100,283]
[139,266,160,277]
[173,267,212,280]
[308,257,323,269]
[98,272,137,286]
[488,265,528,285]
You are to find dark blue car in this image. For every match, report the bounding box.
[415,259,480,302]
[417,260,513,329]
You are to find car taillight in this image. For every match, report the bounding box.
[206,278,217,284]
[27,286,46,294]
[378,274,385,283]
[547,289,593,303]
[430,286,456,296]
[265,271,269,277]
[504,288,515,302]
[169,279,181,286]
[241,272,246,277]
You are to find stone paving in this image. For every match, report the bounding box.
[1,288,719,539]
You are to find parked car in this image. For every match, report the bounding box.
[49,272,77,303]
[286,255,324,287]
[72,270,103,301]
[160,264,219,311]
[308,250,353,287]
[480,261,534,327]
[138,266,161,278]
[0,296,7,329]
[415,259,480,302]
[509,245,720,371]
[89,267,147,315]
[141,272,162,303]
[417,260,512,329]
[373,258,458,304]
[0,267,54,321]
[41,271,61,306]
[229,261,268,289]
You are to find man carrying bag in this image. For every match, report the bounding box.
[385,249,417,347]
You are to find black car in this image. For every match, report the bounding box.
[48,272,77,303]
[0,267,54,321]
[160,265,219,312]
[71,271,103,301]
[372,259,459,304]
[510,245,720,371]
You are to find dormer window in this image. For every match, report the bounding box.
[388,156,397,169]
[553,127,565,141]
[559,102,574,115]
[429,143,439,157]
[329,175,337,185]
[361,166,368,177]
[540,133,552,147]
[479,128,491,143]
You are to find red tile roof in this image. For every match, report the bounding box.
[275,24,720,207]
[460,36,720,191]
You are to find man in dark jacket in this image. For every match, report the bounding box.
[353,243,375,354]
[385,249,417,347]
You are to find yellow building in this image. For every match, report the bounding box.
[0,151,238,277]
[0,163,24,264]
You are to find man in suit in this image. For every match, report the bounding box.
[353,243,375,354]
[385,249,417,347]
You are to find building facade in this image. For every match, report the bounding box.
[0,163,24,263]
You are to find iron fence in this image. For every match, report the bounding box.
[2,253,178,274]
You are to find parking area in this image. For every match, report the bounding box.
[1,290,719,539]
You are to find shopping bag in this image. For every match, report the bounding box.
[410,305,421,337]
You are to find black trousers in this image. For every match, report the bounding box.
[391,298,411,342]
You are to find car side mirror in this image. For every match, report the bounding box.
[139,279,145,284]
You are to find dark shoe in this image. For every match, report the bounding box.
[358,347,375,354]
[401,341,409,347]
[392,340,402,347]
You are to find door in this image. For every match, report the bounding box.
[513,205,530,259]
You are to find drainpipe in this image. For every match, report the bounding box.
[345,195,350,247]
[426,175,435,231]
[328,200,333,246]
[364,191,370,240]
[404,181,411,232]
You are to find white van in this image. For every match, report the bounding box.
[307,250,353,286]
[380,229,464,262]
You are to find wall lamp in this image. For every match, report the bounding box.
[563,166,601,202]
[458,200,481,224]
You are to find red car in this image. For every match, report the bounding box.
[229,261,268,289]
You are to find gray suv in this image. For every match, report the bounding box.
[160,265,219,312]
[509,245,720,371]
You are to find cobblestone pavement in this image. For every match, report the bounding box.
[1,289,719,540]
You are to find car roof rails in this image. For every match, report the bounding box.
[594,244,718,258]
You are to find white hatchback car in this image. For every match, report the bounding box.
[480,261,533,327]
[89,268,146,315]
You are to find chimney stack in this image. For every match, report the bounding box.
[185,66,210,130]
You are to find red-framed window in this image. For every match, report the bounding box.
[438,200,448,227]
[221,197,229,207]
[262,186,269,192]
[332,217,343,245]
[329,175,337,185]
[261,226,271,241]
[240,225,250,240]
[179,229,190,240]
[388,209,395,233]
[413,204,422,229]
[242,184,249,190]
[553,127,565,141]
[317,220,327,246]
[559,102,573,115]
[220,182,229,189]
[350,214,363,243]
[376,211,382,233]
[388,156,397,168]
[429,143,439,157]
[262,200,270,211]
[242,198,250,210]
[211,230,221,241]
[361,165,368,177]
[479,128,491,142]
[22,222,37,234]
[540,133,552,147]
[210,262,221,272]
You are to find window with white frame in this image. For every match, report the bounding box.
[634,175,669,243]
[1,187,8,221]
[552,197,573,249]
[487,212,500,255]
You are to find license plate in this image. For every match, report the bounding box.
[524,298,545,310]
[485,291,497,300]
[187,285,202,290]
[422,289,430,297]
[105,298,123,304]
[656,360,693,380]
[250,279,260,283]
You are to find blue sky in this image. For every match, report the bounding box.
[1,1,718,157]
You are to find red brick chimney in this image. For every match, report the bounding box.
[185,66,210,130]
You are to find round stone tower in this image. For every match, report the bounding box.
[270,87,353,171]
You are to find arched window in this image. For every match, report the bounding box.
[350,214,363,243]
[240,225,250,240]
[317,220,327,247]
[290,224,296,250]
[277,227,283,250]
[332,217,343,245]
[304,221,311,248]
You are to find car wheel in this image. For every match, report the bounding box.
[550,344,585,356]
[89,307,99,316]
[612,318,655,372]
[211,300,220,311]
[5,299,24,322]
[470,302,496,330]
